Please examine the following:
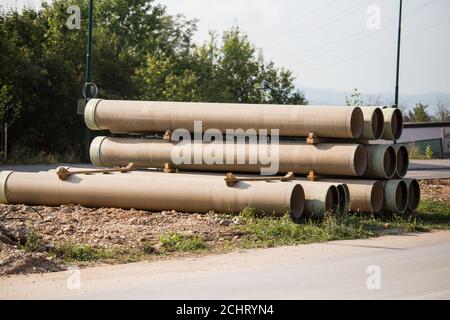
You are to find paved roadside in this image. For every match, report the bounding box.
[1,231,450,300]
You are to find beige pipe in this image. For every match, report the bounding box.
[91,136,368,177]
[360,107,384,140]
[382,180,408,213]
[404,178,420,212]
[320,179,384,214]
[0,171,304,217]
[85,99,365,139]
[382,108,403,140]
[295,180,339,218]
[364,145,396,179]
[394,145,409,178]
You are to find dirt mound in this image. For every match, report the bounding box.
[0,243,63,276]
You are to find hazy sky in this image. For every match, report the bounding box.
[2,0,450,96]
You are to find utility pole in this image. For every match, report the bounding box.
[82,0,97,162]
[394,0,403,108]
[85,0,93,87]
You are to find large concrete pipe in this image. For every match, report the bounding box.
[0,171,304,217]
[335,184,349,213]
[295,181,339,218]
[320,179,384,214]
[404,178,420,212]
[90,136,368,177]
[85,99,365,139]
[382,108,403,141]
[360,107,384,140]
[394,145,409,178]
[364,145,396,179]
[382,180,408,213]
[299,180,349,213]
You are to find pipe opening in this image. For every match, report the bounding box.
[390,109,404,140]
[353,145,368,176]
[371,181,384,214]
[395,181,408,213]
[396,146,409,178]
[350,107,364,138]
[325,185,339,213]
[372,108,384,139]
[290,184,305,218]
[336,185,346,212]
[408,179,421,212]
[384,146,396,178]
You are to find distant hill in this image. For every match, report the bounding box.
[300,86,450,114]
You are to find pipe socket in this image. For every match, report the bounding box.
[85,99,365,139]
[360,107,384,140]
[382,179,408,213]
[404,178,420,212]
[364,145,396,179]
[382,108,403,141]
[394,145,409,178]
[296,181,339,218]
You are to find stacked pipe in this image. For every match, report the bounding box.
[0,99,420,218]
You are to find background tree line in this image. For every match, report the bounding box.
[346,89,450,123]
[0,0,307,163]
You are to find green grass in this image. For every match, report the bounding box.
[236,201,450,249]
[50,243,116,263]
[22,227,46,253]
[159,232,206,253]
[238,211,374,248]
[416,200,450,230]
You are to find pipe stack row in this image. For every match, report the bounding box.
[0,99,420,218]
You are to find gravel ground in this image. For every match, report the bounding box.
[1,179,449,276]
[419,179,450,202]
[0,204,241,276]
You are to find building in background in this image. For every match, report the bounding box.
[398,122,450,159]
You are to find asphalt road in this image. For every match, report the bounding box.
[1,231,450,300]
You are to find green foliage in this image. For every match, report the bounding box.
[141,240,158,254]
[240,205,257,219]
[159,232,205,252]
[434,97,450,122]
[425,145,434,159]
[22,228,46,253]
[345,88,364,107]
[1,2,306,163]
[408,103,431,122]
[417,200,450,230]
[51,242,115,262]
[239,213,374,248]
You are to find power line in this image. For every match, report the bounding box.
[276,0,438,61]
[300,14,450,74]
[268,0,372,48]
[250,0,337,41]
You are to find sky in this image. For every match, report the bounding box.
[2,0,450,98]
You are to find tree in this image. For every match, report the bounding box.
[136,26,307,105]
[408,103,431,123]
[434,97,450,122]
[1,2,307,161]
[345,89,364,107]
